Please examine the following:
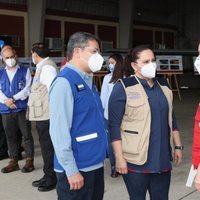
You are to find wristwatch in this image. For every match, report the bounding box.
[174,145,184,151]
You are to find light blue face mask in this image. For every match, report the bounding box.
[108,63,115,72]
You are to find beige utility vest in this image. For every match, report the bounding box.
[120,76,173,165]
[27,59,58,121]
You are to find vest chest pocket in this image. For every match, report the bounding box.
[75,133,99,162]
[28,99,43,118]
[126,98,145,121]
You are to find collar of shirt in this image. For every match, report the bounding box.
[5,64,20,71]
[66,63,93,89]
[137,77,157,89]
[36,57,49,70]
[5,64,20,82]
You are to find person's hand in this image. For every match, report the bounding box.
[173,149,183,166]
[4,98,14,107]
[9,103,17,109]
[67,172,84,190]
[116,156,128,174]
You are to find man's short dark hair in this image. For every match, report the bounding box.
[67,32,100,61]
[32,42,50,58]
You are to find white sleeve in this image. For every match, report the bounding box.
[100,74,110,109]
[40,65,57,91]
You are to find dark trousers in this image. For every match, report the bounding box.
[56,167,104,200]
[0,115,8,156]
[36,120,56,185]
[123,171,171,200]
[105,120,115,172]
[1,111,34,159]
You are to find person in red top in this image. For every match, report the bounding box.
[192,42,200,191]
[192,105,200,191]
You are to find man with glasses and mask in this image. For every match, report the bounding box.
[28,43,57,192]
[49,32,107,200]
[0,46,34,173]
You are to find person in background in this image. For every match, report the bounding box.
[0,45,25,161]
[123,51,135,77]
[0,46,10,161]
[192,42,200,191]
[28,43,57,192]
[49,32,107,200]
[109,45,183,200]
[0,47,34,173]
[100,53,124,177]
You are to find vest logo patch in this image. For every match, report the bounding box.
[76,84,85,91]
[127,92,141,99]
[18,80,25,90]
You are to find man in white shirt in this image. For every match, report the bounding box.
[0,46,34,173]
[28,43,57,192]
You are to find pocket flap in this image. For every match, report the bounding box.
[76,133,98,142]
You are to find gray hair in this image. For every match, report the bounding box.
[67,32,100,60]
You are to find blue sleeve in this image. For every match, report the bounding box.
[49,77,79,176]
[108,82,126,141]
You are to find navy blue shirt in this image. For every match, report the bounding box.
[108,77,178,173]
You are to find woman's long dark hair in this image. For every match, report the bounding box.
[109,53,124,83]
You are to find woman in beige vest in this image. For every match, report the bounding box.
[108,45,183,200]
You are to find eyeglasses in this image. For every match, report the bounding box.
[82,47,101,54]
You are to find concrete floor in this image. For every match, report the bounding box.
[0,88,200,200]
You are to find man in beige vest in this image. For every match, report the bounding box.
[27,43,57,192]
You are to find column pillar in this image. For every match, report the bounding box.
[27,0,46,51]
[119,0,134,49]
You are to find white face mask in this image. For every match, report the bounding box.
[5,58,16,67]
[194,56,200,74]
[87,53,104,72]
[140,62,157,79]
[108,63,115,73]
